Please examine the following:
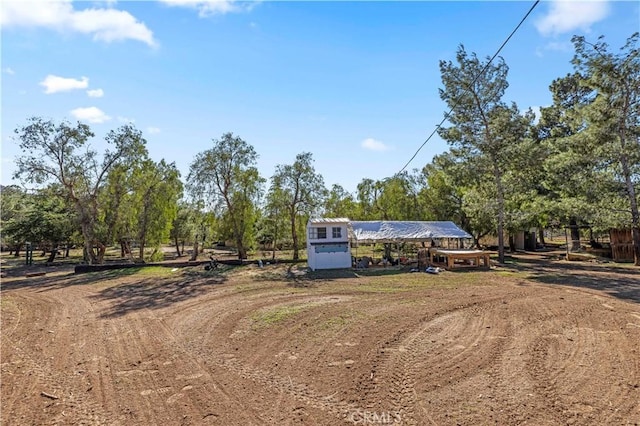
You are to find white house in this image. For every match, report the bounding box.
[306,218,352,271]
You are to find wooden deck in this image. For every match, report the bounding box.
[428,248,491,270]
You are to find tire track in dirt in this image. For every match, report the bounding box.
[166,290,364,423]
[524,298,640,425]
[490,288,640,425]
[3,265,640,425]
[346,291,519,425]
[1,290,120,426]
[370,307,507,424]
[92,308,269,425]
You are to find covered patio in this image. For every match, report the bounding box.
[348,221,489,269]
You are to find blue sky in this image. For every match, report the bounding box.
[2,1,639,194]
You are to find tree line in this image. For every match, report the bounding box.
[2,33,639,265]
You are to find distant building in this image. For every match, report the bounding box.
[306,218,351,271]
[307,218,473,270]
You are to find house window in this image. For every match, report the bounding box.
[332,227,342,238]
[309,227,327,239]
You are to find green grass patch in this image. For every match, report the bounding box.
[495,271,518,277]
[95,266,179,280]
[251,304,308,326]
[1,296,16,309]
[349,283,409,293]
[317,310,364,330]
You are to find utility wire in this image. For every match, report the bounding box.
[396,0,540,175]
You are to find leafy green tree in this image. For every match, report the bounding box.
[102,163,137,258]
[181,202,216,261]
[438,46,533,263]
[170,202,198,257]
[0,185,29,255]
[355,174,424,221]
[355,178,382,220]
[1,186,75,262]
[131,159,183,260]
[187,133,264,260]
[323,184,358,219]
[13,119,147,263]
[261,184,289,259]
[270,152,327,260]
[380,173,424,220]
[419,153,476,237]
[571,33,640,264]
[537,72,602,249]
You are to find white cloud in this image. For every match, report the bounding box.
[535,0,610,37]
[159,0,256,17]
[361,138,391,152]
[544,41,574,52]
[117,116,135,123]
[40,75,89,94]
[87,88,104,98]
[535,40,574,57]
[70,106,111,123]
[147,126,161,134]
[0,1,156,47]
[3,67,15,75]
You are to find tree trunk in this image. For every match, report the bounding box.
[237,245,247,260]
[84,240,97,264]
[13,244,21,257]
[472,235,481,249]
[174,236,181,257]
[291,210,299,260]
[190,238,199,261]
[620,153,640,265]
[538,228,546,247]
[569,218,581,251]
[632,226,640,267]
[81,221,98,264]
[139,239,146,261]
[96,242,107,264]
[46,244,58,263]
[235,226,247,259]
[493,162,506,264]
[272,216,278,262]
[508,235,516,253]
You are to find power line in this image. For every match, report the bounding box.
[396,0,540,175]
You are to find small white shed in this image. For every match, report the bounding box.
[306,218,352,271]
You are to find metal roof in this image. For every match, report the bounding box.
[349,221,472,243]
[308,218,351,224]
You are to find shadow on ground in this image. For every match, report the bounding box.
[1,264,230,317]
[501,254,640,304]
[283,264,411,287]
[92,274,227,318]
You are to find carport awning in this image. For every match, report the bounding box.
[349,221,472,244]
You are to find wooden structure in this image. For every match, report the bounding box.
[610,228,633,262]
[428,248,490,270]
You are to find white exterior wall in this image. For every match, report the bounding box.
[307,220,352,270]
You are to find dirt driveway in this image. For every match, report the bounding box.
[2,256,639,425]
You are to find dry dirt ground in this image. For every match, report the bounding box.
[1,254,640,425]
